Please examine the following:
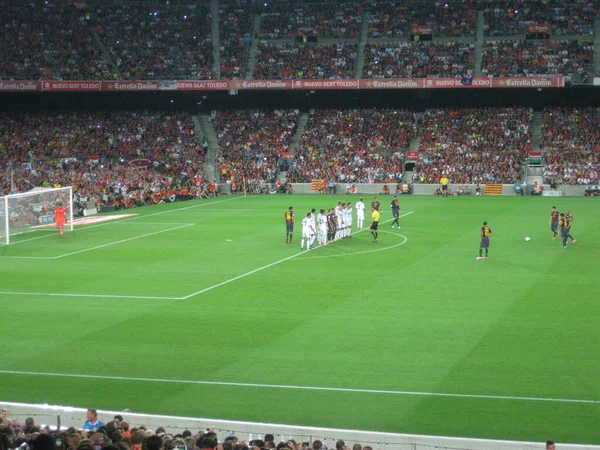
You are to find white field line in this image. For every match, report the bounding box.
[295,230,408,260]
[181,212,414,300]
[0,291,179,300]
[7,197,242,246]
[52,224,194,260]
[0,255,54,260]
[0,369,597,405]
[112,222,196,226]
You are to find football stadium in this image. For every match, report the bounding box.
[0,1,599,450]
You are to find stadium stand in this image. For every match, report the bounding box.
[220,5,253,80]
[540,107,600,185]
[253,43,357,80]
[367,0,477,38]
[0,1,596,81]
[363,42,474,78]
[484,0,596,36]
[286,108,414,183]
[481,40,594,77]
[412,107,533,184]
[92,3,213,80]
[257,2,363,39]
[0,3,111,81]
[0,111,206,206]
[212,109,301,183]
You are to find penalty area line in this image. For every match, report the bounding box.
[7,196,242,246]
[0,370,597,405]
[51,224,194,259]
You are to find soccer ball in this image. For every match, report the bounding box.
[525,237,531,242]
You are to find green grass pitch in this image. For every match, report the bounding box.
[0,195,599,445]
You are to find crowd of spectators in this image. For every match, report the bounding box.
[481,40,593,77]
[0,111,209,207]
[412,107,533,184]
[484,0,596,36]
[367,1,477,38]
[0,409,375,450]
[363,42,474,78]
[286,108,415,183]
[211,109,301,184]
[254,43,357,79]
[1,1,597,82]
[0,3,111,81]
[0,106,596,197]
[220,6,252,80]
[92,4,213,80]
[258,2,362,39]
[540,107,600,185]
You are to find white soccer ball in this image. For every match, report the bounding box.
[525,237,531,242]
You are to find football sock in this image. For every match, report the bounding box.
[485,249,488,257]
[479,249,483,257]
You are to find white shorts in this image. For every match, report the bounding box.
[357,213,364,220]
[302,229,313,238]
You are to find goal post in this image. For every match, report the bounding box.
[0,186,74,245]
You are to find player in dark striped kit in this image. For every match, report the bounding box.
[476,221,493,260]
[549,206,559,239]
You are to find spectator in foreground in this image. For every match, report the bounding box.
[82,409,104,433]
[546,441,556,450]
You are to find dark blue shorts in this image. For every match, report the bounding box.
[286,223,293,232]
[551,223,558,232]
[480,238,490,248]
[561,229,568,239]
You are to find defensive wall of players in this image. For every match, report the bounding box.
[3,402,598,450]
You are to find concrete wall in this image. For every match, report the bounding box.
[2,402,600,450]
[282,184,589,196]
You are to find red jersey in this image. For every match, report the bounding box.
[55,207,66,225]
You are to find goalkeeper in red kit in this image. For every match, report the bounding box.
[54,202,66,236]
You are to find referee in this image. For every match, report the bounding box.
[370,207,380,242]
[440,175,449,197]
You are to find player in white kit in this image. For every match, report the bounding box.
[355,198,365,229]
[334,202,344,240]
[301,212,315,250]
[317,209,328,245]
[309,209,317,248]
[346,202,353,237]
[341,202,349,238]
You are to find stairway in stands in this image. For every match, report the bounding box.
[194,115,220,181]
[531,110,543,153]
[526,110,544,183]
[244,14,262,80]
[404,132,421,183]
[595,17,600,75]
[88,27,121,79]
[288,113,309,154]
[474,11,485,77]
[210,0,221,79]
[353,12,370,79]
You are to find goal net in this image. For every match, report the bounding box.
[1,186,73,245]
